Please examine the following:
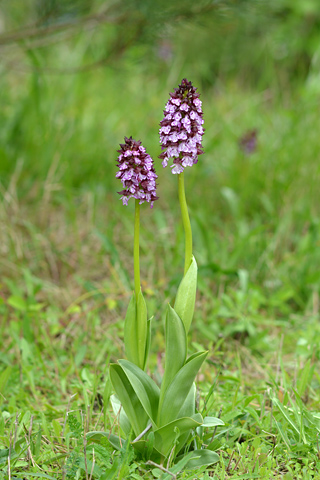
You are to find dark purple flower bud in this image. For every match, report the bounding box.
[116,136,158,208]
[159,78,204,174]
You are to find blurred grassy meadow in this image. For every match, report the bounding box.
[1,0,320,478]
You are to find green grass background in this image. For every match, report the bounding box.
[1,1,320,478]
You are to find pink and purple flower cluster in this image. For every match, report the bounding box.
[159,78,204,174]
[116,136,158,208]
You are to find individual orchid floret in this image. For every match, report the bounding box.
[116,136,158,207]
[159,78,204,174]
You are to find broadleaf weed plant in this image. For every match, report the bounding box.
[87,80,224,470]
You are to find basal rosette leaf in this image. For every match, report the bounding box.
[196,416,225,442]
[153,414,203,458]
[174,256,197,334]
[158,350,208,426]
[177,382,196,419]
[202,416,225,428]
[131,430,156,459]
[118,359,160,427]
[175,449,220,468]
[174,382,196,452]
[109,363,148,436]
[144,316,152,370]
[158,305,187,412]
[124,290,148,370]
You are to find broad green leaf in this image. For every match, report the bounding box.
[145,430,155,458]
[177,383,196,419]
[176,449,219,468]
[131,430,156,460]
[202,417,225,427]
[131,438,148,456]
[110,394,131,436]
[154,414,203,458]
[118,359,159,426]
[109,363,148,436]
[185,351,204,364]
[174,256,197,334]
[159,305,187,411]
[132,434,161,462]
[158,351,208,426]
[86,431,123,451]
[175,383,196,451]
[124,290,148,369]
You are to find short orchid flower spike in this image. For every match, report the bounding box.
[159,78,204,174]
[116,136,158,207]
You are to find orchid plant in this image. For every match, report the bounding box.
[87,80,224,469]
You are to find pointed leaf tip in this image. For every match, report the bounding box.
[174,256,197,334]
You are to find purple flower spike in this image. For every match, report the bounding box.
[159,78,204,174]
[116,136,158,208]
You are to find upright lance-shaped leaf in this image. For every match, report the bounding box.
[158,350,208,426]
[124,289,148,370]
[118,359,160,427]
[177,383,196,419]
[159,305,187,412]
[171,383,197,455]
[144,316,152,370]
[174,256,197,334]
[109,363,148,436]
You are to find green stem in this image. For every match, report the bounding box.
[178,172,192,274]
[134,200,140,297]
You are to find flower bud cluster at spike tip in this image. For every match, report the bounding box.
[116,136,159,208]
[159,78,204,174]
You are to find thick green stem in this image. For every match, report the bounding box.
[134,200,140,297]
[178,172,192,274]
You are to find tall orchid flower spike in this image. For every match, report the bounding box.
[159,78,204,174]
[160,79,204,274]
[116,136,158,370]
